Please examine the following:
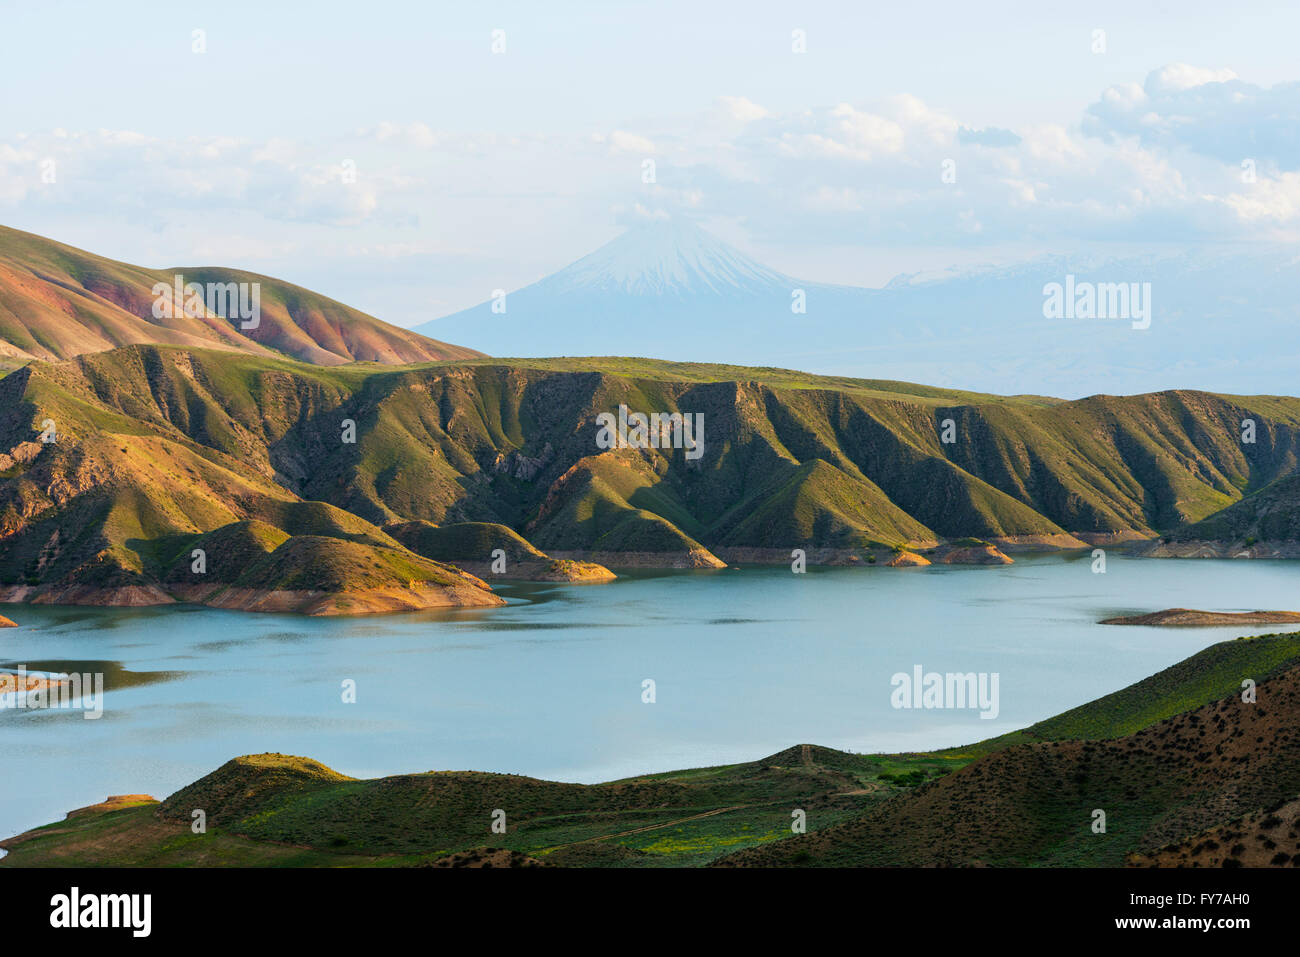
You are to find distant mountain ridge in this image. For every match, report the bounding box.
[0,224,481,370]
[416,218,860,361]
[416,219,1300,398]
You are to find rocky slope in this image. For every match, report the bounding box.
[1137,474,1300,558]
[2,345,1300,609]
[385,519,615,583]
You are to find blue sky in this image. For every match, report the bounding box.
[3,0,1299,326]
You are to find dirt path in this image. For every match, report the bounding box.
[548,805,751,850]
[541,750,888,853]
[544,775,888,852]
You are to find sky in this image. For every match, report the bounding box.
[2,0,1299,327]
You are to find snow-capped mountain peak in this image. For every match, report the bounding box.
[550,219,792,297]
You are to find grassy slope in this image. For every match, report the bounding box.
[723,632,1300,867]
[947,630,1300,757]
[4,345,1300,599]
[383,520,548,563]
[1175,474,1300,542]
[709,458,935,549]
[7,631,1299,868]
[0,353,494,603]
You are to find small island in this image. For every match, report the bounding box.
[1100,608,1300,626]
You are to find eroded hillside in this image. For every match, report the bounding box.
[2,345,1299,606]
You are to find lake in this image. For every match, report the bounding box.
[3,553,1298,840]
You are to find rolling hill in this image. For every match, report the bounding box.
[0,224,481,371]
[722,634,1300,867]
[2,344,1300,609]
[384,519,615,582]
[6,631,1299,867]
[1176,474,1300,544]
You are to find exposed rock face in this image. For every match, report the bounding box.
[66,796,159,819]
[547,549,726,569]
[930,542,1013,565]
[885,551,931,567]
[1101,608,1300,626]
[492,443,554,481]
[714,547,859,566]
[1135,539,1300,559]
[530,559,617,583]
[451,558,616,583]
[711,545,946,566]
[193,582,503,616]
[0,441,42,472]
[0,584,177,607]
[0,672,66,694]
[0,614,16,627]
[992,533,1091,550]
[1070,530,1157,546]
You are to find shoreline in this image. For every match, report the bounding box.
[4,539,1300,615]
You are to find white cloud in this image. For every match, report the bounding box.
[608,130,657,154]
[1145,63,1239,95]
[368,122,437,149]
[1086,64,1300,171]
[1222,171,1300,223]
[5,65,1300,300]
[717,96,769,123]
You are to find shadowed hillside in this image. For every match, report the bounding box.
[720,640,1300,867]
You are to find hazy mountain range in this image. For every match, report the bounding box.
[417,219,1300,399]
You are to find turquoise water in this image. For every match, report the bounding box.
[2,553,1298,840]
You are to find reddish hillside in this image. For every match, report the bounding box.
[0,224,481,367]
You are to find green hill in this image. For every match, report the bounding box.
[1174,474,1300,543]
[384,520,546,564]
[4,344,1300,608]
[709,458,935,549]
[949,630,1300,757]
